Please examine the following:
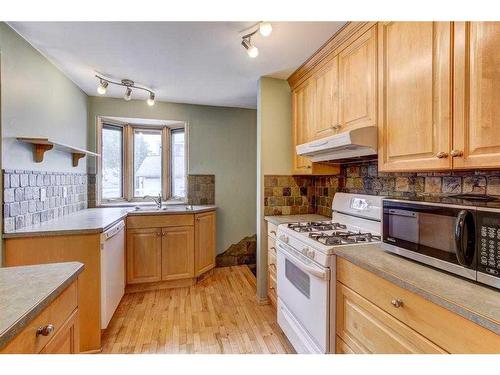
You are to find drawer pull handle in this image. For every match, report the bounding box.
[270,246,276,251]
[391,299,404,308]
[36,324,55,337]
[270,230,276,235]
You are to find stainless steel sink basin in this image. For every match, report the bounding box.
[133,206,168,211]
[133,205,194,212]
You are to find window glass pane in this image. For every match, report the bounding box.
[102,125,123,199]
[134,129,162,197]
[171,130,186,198]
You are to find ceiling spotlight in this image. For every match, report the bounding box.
[147,92,155,106]
[124,87,132,101]
[259,22,273,37]
[97,80,108,95]
[242,38,259,58]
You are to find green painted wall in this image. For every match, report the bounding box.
[87,97,257,254]
[256,77,292,298]
[0,23,88,173]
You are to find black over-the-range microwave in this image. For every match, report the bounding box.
[382,198,500,290]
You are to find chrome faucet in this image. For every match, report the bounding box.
[144,193,162,209]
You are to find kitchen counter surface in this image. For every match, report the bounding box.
[3,205,217,238]
[334,243,500,335]
[264,214,330,226]
[0,262,84,350]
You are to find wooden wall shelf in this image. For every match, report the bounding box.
[17,137,100,167]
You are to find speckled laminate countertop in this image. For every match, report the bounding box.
[3,205,216,238]
[264,214,330,226]
[333,243,500,335]
[0,262,84,350]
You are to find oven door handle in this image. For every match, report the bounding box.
[277,243,329,281]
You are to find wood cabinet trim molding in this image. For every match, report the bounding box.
[288,22,375,89]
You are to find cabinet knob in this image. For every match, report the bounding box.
[331,124,341,130]
[36,324,54,337]
[391,299,404,308]
[450,149,463,157]
[436,151,448,159]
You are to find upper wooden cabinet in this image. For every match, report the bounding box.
[378,22,453,172]
[339,26,377,132]
[311,56,340,139]
[195,211,216,276]
[291,80,314,173]
[453,22,500,169]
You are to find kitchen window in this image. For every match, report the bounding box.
[97,118,187,205]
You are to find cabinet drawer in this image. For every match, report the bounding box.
[268,270,277,307]
[337,258,500,353]
[268,239,277,271]
[267,236,276,256]
[267,222,277,239]
[127,214,194,229]
[336,282,446,354]
[335,335,355,354]
[1,281,78,354]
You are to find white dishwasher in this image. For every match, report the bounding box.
[100,220,125,329]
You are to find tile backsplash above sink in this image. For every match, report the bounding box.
[3,169,87,231]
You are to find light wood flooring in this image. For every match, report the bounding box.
[101,265,295,354]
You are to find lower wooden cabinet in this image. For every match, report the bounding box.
[195,212,216,276]
[336,258,500,354]
[126,228,162,284]
[126,211,216,286]
[161,226,194,280]
[0,280,79,354]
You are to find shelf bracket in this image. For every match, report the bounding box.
[72,152,86,167]
[34,144,54,163]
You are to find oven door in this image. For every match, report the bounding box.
[276,240,330,353]
[382,200,477,280]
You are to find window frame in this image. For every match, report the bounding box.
[96,117,188,205]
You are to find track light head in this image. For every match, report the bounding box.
[259,22,272,37]
[124,87,132,101]
[97,80,108,95]
[147,92,155,106]
[241,38,259,58]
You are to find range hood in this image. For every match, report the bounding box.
[296,126,378,162]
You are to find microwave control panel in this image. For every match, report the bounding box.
[478,212,500,275]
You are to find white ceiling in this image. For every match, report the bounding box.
[9,22,345,109]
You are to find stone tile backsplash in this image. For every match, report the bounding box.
[3,169,87,232]
[187,175,215,205]
[265,161,500,218]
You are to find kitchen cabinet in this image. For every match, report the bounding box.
[311,56,340,139]
[378,22,453,172]
[291,80,315,173]
[0,281,79,354]
[161,226,195,281]
[453,21,500,169]
[266,221,278,307]
[339,26,377,132]
[126,228,162,284]
[336,258,500,353]
[195,211,216,276]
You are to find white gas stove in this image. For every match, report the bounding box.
[275,193,383,354]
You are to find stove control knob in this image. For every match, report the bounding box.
[279,235,289,244]
[306,249,315,259]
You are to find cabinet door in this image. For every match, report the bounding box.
[312,56,340,139]
[161,226,194,281]
[453,22,500,169]
[41,309,79,354]
[339,26,377,132]
[378,22,453,172]
[336,283,446,354]
[126,228,162,284]
[195,212,216,276]
[291,80,314,174]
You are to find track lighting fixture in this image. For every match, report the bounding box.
[240,22,272,58]
[95,75,156,106]
[97,80,108,95]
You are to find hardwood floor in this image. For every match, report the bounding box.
[101,265,295,354]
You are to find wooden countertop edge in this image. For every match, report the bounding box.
[0,262,84,350]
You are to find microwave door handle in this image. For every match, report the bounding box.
[455,210,474,267]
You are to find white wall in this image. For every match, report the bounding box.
[0,23,88,173]
[88,96,257,254]
[256,77,292,299]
